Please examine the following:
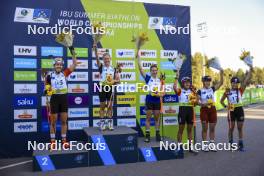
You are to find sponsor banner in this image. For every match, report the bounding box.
[140,95,146,104]
[14,45,37,56]
[160,50,178,59]
[160,61,176,70]
[41,46,63,56]
[140,106,146,115]
[117,118,136,127]
[148,16,177,29]
[120,72,136,81]
[141,61,157,70]
[14,84,37,94]
[163,95,178,103]
[14,109,37,120]
[14,7,51,24]
[163,116,178,126]
[67,48,88,57]
[68,72,88,81]
[41,96,50,106]
[14,71,37,81]
[68,60,88,69]
[41,59,53,68]
[68,95,89,106]
[68,84,89,93]
[14,96,37,107]
[92,108,106,117]
[92,72,101,81]
[68,108,89,118]
[163,105,179,115]
[116,83,136,93]
[92,48,112,58]
[139,50,157,58]
[14,58,37,69]
[116,60,135,69]
[117,107,136,116]
[92,96,100,105]
[116,95,136,105]
[116,49,135,58]
[140,118,155,126]
[14,122,37,133]
[92,119,101,127]
[68,120,89,130]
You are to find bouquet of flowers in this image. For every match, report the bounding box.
[207,99,215,108]
[102,74,114,86]
[92,22,105,44]
[151,86,161,97]
[228,104,235,111]
[55,31,75,55]
[188,93,197,105]
[168,53,187,72]
[240,50,253,67]
[205,57,223,71]
[45,84,55,96]
[131,32,149,50]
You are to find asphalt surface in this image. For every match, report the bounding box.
[1,104,264,176]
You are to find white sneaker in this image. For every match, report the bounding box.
[209,142,217,152]
[107,119,114,131]
[100,119,106,131]
[202,144,209,152]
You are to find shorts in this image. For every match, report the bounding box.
[99,86,113,102]
[50,94,68,114]
[145,102,161,111]
[200,106,217,123]
[178,106,194,125]
[230,107,244,122]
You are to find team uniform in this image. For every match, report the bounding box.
[145,74,161,110]
[197,87,217,123]
[46,68,72,113]
[175,89,194,125]
[98,64,116,102]
[226,88,245,122]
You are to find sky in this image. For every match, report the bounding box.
[116,0,264,70]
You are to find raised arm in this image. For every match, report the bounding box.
[136,49,146,79]
[214,69,224,90]
[69,51,77,72]
[93,43,102,68]
[220,92,227,108]
[241,66,253,90]
[173,70,180,93]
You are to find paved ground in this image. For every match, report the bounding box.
[1,104,264,176]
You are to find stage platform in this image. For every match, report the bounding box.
[33,126,181,171]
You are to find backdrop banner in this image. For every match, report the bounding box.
[0,0,191,157]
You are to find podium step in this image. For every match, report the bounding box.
[84,126,138,166]
[138,137,182,162]
[33,142,88,171]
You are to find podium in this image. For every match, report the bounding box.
[32,126,181,171]
[84,126,138,166]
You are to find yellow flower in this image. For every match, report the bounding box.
[240,50,251,60]
[207,99,214,108]
[188,93,197,105]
